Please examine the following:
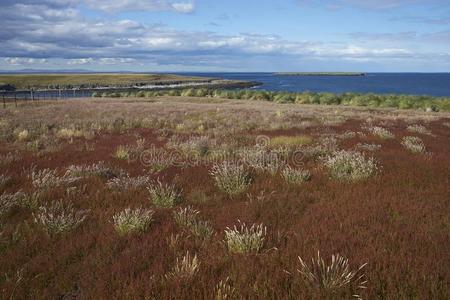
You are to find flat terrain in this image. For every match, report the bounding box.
[0,73,213,89]
[0,97,449,299]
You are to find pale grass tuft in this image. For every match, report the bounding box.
[173,206,199,227]
[297,251,367,298]
[148,180,182,208]
[369,126,394,139]
[401,136,425,153]
[281,166,311,184]
[406,124,432,135]
[173,206,214,241]
[30,168,80,189]
[324,150,378,182]
[224,221,266,254]
[114,145,131,160]
[165,252,200,280]
[112,207,154,235]
[210,162,251,195]
[65,162,125,179]
[33,200,89,235]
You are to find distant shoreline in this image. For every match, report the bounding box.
[275,72,366,76]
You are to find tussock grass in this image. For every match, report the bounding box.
[112,208,154,235]
[224,221,266,254]
[210,162,251,196]
[369,126,395,139]
[30,168,80,189]
[165,252,200,280]
[281,166,311,184]
[406,124,432,135]
[33,200,89,235]
[0,191,25,217]
[106,175,151,191]
[298,251,367,298]
[324,150,378,181]
[148,181,182,208]
[401,136,425,153]
[114,145,131,160]
[65,162,125,179]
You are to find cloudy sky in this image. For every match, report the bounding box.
[0,0,449,72]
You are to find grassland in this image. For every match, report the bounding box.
[0,73,213,90]
[0,96,449,299]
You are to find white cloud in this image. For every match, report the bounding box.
[83,0,194,13]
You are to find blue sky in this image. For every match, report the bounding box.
[0,0,449,72]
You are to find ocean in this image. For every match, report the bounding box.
[176,73,450,97]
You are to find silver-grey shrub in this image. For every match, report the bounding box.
[281,166,311,184]
[401,136,425,153]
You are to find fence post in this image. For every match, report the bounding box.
[2,94,5,109]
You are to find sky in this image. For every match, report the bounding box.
[0,0,449,72]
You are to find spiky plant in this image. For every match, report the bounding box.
[112,207,154,235]
[33,200,89,235]
[297,251,367,298]
[165,252,200,280]
[281,166,311,184]
[189,220,214,242]
[148,181,182,208]
[210,162,251,196]
[30,168,79,189]
[324,150,378,182]
[65,162,125,179]
[224,221,266,254]
[0,174,11,189]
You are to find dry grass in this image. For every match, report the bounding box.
[0,98,449,299]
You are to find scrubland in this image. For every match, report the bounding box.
[0,96,449,299]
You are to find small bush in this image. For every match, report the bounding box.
[210,162,251,196]
[224,221,266,254]
[281,166,311,184]
[148,181,182,208]
[165,252,200,280]
[401,136,425,153]
[355,143,381,152]
[33,201,89,235]
[324,150,378,181]
[297,251,367,297]
[113,207,154,235]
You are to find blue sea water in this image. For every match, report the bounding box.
[176,73,450,97]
